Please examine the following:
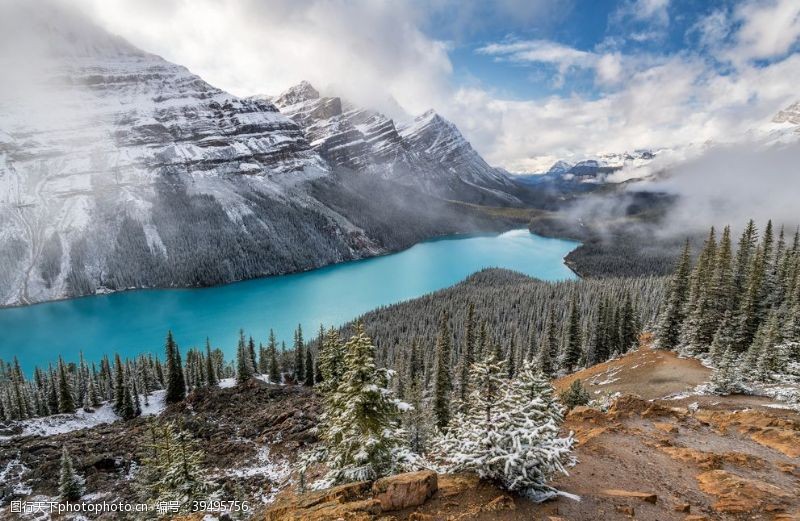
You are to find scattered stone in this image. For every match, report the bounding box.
[371,470,438,511]
[601,489,657,503]
[684,515,708,521]
[408,514,436,521]
[674,503,691,513]
[615,504,635,516]
[654,422,678,434]
[483,494,516,512]
[696,469,792,514]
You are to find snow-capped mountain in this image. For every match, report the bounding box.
[268,82,521,205]
[0,5,522,307]
[519,150,659,186]
[0,5,370,306]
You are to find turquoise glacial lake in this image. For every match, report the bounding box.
[0,230,578,372]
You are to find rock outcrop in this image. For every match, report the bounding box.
[263,470,439,520]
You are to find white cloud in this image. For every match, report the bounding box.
[67,0,453,117]
[609,0,671,42]
[20,0,800,176]
[730,0,800,62]
[477,39,634,88]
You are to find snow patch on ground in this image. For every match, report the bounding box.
[589,366,622,386]
[219,378,236,388]
[0,391,166,440]
[219,445,291,504]
[0,455,32,495]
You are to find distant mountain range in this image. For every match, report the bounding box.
[0,3,523,306]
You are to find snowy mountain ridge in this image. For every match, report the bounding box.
[267,82,521,205]
[0,5,523,307]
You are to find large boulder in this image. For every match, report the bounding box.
[371,470,438,511]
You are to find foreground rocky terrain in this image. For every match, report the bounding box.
[259,346,800,521]
[1,346,797,520]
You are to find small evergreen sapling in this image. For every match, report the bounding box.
[59,446,85,501]
[559,379,590,410]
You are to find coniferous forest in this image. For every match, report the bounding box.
[2,220,800,517]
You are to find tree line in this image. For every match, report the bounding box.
[656,219,800,390]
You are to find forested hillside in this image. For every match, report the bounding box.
[657,219,800,392]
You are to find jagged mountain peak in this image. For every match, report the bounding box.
[772,101,800,125]
[274,80,321,107]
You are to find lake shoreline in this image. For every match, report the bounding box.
[1,229,580,373]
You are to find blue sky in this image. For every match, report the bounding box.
[433,0,740,100]
[74,0,800,171]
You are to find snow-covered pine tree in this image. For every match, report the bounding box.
[498,361,575,499]
[57,357,76,414]
[59,446,85,501]
[435,355,574,501]
[139,421,213,512]
[710,346,742,395]
[313,324,409,484]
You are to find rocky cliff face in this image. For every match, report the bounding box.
[0,5,374,306]
[0,7,522,307]
[269,82,521,206]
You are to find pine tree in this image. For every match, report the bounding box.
[537,315,558,377]
[732,219,758,305]
[267,329,281,384]
[248,336,258,374]
[618,294,639,353]
[304,348,314,387]
[294,324,305,383]
[562,295,583,372]
[456,303,476,402]
[205,339,217,388]
[57,357,76,414]
[59,446,85,501]
[657,240,692,349]
[433,312,452,430]
[139,421,212,511]
[312,324,408,484]
[733,246,766,352]
[435,356,574,500]
[164,331,186,404]
[113,354,126,414]
[506,332,517,379]
[236,331,254,384]
[560,379,590,410]
[710,346,742,394]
